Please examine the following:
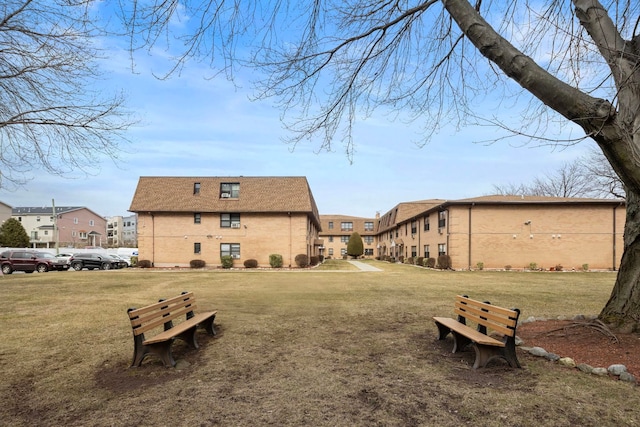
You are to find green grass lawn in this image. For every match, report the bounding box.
[0,261,636,426]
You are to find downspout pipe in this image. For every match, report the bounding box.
[468,204,474,270]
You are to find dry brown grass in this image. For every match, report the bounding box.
[0,261,637,426]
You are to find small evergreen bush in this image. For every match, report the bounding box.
[425,258,436,268]
[269,254,283,268]
[221,255,233,269]
[190,259,206,268]
[310,256,319,266]
[415,257,424,267]
[476,261,484,271]
[130,256,138,267]
[244,259,258,268]
[504,265,512,271]
[295,254,309,268]
[437,255,451,269]
[138,259,152,268]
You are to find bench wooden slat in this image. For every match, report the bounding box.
[131,305,197,335]
[455,295,516,317]
[433,317,504,347]
[128,292,196,319]
[143,311,217,345]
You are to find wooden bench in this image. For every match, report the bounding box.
[127,291,217,367]
[433,295,521,369]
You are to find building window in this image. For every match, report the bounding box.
[328,248,334,256]
[220,182,240,198]
[411,246,417,257]
[364,248,374,256]
[341,235,349,243]
[341,222,353,232]
[221,243,240,258]
[341,248,347,256]
[438,243,446,256]
[411,221,417,234]
[364,222,374,231]
[364,236,374,244]
[328,236,334,242]
[221,213,240,228]
[424,245,430,259]
[328,221,334,229]
[79,231,87,239]
[194,213,201,224]
[74,217,78,224]
[194,182,201,194]
[194,242,201,254]
[424,217,430,231]
[89,220,95,226]
[438,211,446,228]
[36,216,40,222]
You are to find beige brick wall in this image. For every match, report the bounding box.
[447,204,625,270]
[137,212,318,268]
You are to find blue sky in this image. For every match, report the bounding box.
[0,13,595,219]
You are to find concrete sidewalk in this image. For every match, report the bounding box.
[347,260,383,271]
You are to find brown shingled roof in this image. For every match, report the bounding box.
[129,176,321,227]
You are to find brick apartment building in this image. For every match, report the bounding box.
[129,176,322,268]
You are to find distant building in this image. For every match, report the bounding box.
[0,201,12,225]
[107,214,138,247]
[129,176,322,267]
[375,195,625,271]
[11,206,107,249]
[319,215,377,258]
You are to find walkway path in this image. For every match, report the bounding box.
[347,260,383,272]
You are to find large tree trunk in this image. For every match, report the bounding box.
[443,0,640,331]
[600,189,640,331]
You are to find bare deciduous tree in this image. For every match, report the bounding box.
[493,151,625,199]
[120,0,640,329]
[0,0,132,189]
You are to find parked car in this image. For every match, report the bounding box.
[68,253,121,271]
[55,252,74,265]
[109,254,129,269]
[0,250,55,274]
[37,252,70,271]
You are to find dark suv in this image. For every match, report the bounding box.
[69,253,121,271]
[0,250,55,274]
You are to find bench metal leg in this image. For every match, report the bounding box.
[450,330,472,354]
[471,342,521,369]
[435,321,452,340]
[176,326,199,349]
[200,314,217,336]
[131,335,177,368]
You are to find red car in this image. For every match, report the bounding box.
[0,250,55,274]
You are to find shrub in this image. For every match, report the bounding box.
[310,256,319,266]
[295,254,309,268]
[404,256,412,264]
[415,257,424,267]
[528,262,538,271]
[130,256,138,267]
[555,264,563,272]
[582,263,589,271]
[425,258,436,268]
[346,232,364,258]
[137,259,152,268]
[437,255,451,269]
[244,259,258,268]
[190,259,206,268]
[476,261,484,271]
[504,265,512,271]
[318,255,324,263]
[220,255,233,269]
[398,256,404,264]
[269,254,283,268]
